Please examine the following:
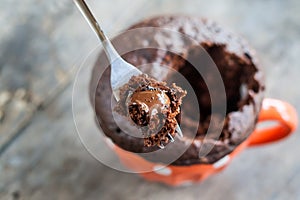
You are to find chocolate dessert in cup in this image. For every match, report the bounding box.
[73,15,298,186]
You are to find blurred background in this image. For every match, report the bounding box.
[0,0,300,199]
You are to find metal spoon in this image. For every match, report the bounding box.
[74,0,183,144]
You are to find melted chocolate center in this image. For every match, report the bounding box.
[130,90,170,109]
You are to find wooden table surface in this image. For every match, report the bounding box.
[1,0,300,199]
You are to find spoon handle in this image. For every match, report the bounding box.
[74,0,120,62]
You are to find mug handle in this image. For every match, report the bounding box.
[248,98,298,147]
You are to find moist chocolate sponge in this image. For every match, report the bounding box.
[90,15,265,165]
[114,74,186,148]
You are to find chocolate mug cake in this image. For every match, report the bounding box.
[90,15,265,165]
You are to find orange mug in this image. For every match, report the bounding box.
[109,98,298,186]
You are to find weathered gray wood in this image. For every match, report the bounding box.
[1,0,300,199]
